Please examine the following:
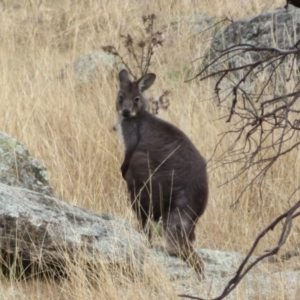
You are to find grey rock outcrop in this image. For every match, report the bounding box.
[204,6,300,74]
[0,182,146,275]
[151,247,300,299]
[61,51,118,85]
[0,132,54,196]
[0,180,299,299]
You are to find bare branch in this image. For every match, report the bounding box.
[178,200,300,300]
[189,40,300,204]
[181,19,300,300]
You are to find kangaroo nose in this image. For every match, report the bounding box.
[122,109,131,117]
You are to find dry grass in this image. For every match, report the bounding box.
[0,0,299,299]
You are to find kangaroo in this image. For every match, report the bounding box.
[116,69,208,279]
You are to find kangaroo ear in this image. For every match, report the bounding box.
[137,73,156,92]
[119,69,130,83]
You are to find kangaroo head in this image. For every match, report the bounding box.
[117,69,156,118]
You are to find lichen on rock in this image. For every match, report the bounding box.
[0,132,55,196]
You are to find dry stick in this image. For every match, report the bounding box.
[225,135,300,208]
[253,56,285,104]
[180,36,300,300]
[212,63,300,202]
[178,200,300,300]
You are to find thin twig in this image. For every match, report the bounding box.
[179,200,300,300]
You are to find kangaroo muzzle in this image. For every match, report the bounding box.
[122,108,131,117]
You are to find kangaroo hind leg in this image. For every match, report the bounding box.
[162,209,204,280]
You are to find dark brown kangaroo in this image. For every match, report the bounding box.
[116,69,208,279]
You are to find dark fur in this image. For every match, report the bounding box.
[116,69,208,279]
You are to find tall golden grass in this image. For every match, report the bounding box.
[0,0,299,299]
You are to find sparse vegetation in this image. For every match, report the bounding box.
[0,0,299,299]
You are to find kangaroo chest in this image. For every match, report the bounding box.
[117,115,141,150]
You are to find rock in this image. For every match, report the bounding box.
[0,182,147,277]
[203,6,300,78]
[150,246,300,299]
[150,246,242,298]
[0,180,299,298]
[150,246,253,282]
[61,51,118,85]
[0,132,54,196]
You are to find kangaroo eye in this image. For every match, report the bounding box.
[119,94,124,103]
[134,97,140,103]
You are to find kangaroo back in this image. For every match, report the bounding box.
[116,69,208,280]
